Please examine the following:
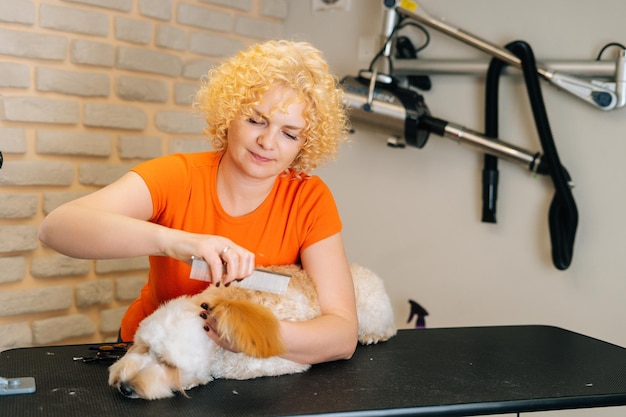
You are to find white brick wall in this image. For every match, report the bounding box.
[0,0,288,350]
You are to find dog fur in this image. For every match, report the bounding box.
[108,263,396,400]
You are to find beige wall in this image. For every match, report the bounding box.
[0,0,287,350]
[287,0,626,351]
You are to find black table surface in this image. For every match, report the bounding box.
[2,325,626,417]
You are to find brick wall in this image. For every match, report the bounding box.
[0,0,288,350]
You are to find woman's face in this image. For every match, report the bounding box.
[225,86,307,181]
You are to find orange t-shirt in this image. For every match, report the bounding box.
[119,151,342,341]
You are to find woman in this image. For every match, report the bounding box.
[38,40,357,365]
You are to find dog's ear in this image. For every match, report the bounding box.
[207,294,285,358]
[157,359,187,398]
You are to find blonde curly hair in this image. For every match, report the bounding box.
[193,40,350,174]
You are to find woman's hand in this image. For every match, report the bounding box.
[164,231,255,285]
[199,304,241,353]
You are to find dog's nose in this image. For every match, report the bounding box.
[119,382,135,397]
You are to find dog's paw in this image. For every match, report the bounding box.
[199,290,285,358]
[358,328,397,345]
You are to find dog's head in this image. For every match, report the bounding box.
[108,296,215,399]
[108,340,184,399]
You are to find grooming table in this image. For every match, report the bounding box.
[2,325,626,417]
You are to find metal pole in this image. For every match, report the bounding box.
[392,59,616,78]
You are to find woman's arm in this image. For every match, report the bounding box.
[38,172,254,282]
[39,172,163,259]
[278,232,358,364]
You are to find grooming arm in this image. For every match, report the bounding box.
[396,5,620,110]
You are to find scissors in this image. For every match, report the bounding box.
[73,343,129,363]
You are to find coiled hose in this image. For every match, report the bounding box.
[482,40,578,270]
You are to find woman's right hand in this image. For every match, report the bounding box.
[164,231,255,285]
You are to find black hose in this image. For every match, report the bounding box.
[505,40,578,270]
[481,53,508,223]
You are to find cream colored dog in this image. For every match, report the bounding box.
[108,264,396,400]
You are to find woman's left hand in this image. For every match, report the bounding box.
[199,304,241,353]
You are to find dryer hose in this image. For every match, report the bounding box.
[485,40,578,270]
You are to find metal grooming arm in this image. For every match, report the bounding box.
[395,5,625,110]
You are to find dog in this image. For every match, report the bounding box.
[108,263,396,400]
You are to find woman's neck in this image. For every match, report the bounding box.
[216,156,277,217]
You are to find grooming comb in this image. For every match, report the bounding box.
[190,256,290,295]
